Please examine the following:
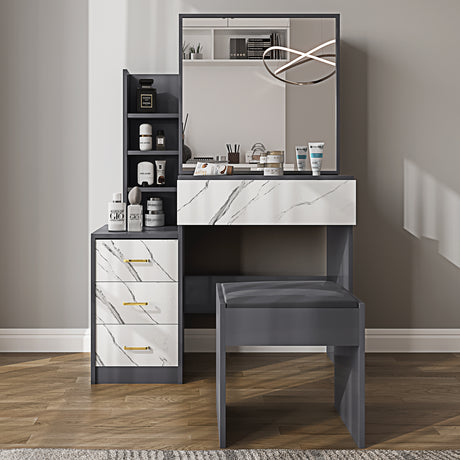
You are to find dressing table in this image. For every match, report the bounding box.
[90,12,361,444]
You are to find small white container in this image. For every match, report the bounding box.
[147,197,163,212]
[266,152,284,163]
[137,161,154,186]
[139,123,153,151]
[264,163,284,176]
[145,211,165,227]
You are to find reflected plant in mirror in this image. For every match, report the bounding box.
[190,43,203,60]
[182,41,190,59]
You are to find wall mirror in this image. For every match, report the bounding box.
[179,14,339,174]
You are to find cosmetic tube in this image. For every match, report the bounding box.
[308,142,324,176]
[295,146,309,171]
[155,160,166,185]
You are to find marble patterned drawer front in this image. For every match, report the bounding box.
[96,282,178,325]
[96,239,178,282]
[95,324,178,367]
[177,179,356,225]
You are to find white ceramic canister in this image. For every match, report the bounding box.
[266,151,284,163]
[264,162,284,176]
[146,197,163,212]
[139,123,153,151]
[145,210,165,227]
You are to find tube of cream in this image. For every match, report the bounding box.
[308,142,324,176]
[155,160,166,185]
[295,146,309,171]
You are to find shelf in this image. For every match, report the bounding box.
[127,113,179,119]
[92,225,179,239]
[128,187,177,193]
[183,59,288,64]
[182,163,296,170]
[128,150,179,156]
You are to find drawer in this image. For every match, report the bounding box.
[95,239,178,282]
[96,282,178,325]
[96,325,178,367]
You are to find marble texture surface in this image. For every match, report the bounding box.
[96,239,178,282]
[96,282,178,325]
[177,179,356,225]
[95,324,178,367]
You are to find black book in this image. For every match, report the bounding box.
[230,38,246,59]
[230,38,236,59]
[237,38,246,59]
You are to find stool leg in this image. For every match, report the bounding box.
[216,288,226,448]
[334,303,365,448]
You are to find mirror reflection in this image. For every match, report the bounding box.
[181,16,337,173]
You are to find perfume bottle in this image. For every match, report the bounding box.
[108,193,126,232]
[156,130,166,150]
[127,187,143,232]
[136,79,156,113]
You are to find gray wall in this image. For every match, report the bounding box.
[0,0,88,327]
[116,0,460,328]
[1,0,458,330]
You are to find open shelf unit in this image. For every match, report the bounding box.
[182,17,290,63]
[123,70,180,226]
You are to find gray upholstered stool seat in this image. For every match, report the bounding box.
[216,280,365,449]
[222,280,360,308]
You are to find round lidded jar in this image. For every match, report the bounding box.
[264,162,284,176]
[147,197,163,212]
[266,151,284,163]
[145,210,165,227]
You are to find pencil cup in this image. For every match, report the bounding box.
[228,152,240,164]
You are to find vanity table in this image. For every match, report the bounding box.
[91,11,362,445]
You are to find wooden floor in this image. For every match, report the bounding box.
[0,352,460,450]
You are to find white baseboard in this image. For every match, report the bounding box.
[184,328,460,353]
[365,328,460,352]
[0,329,90,352]
[184,329,326,353]
[0,328,458,353]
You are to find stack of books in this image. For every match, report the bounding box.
[230,34,286,60]
[247,37,272,60]
[269,32,284,59]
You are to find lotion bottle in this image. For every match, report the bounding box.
[108,192,126,231]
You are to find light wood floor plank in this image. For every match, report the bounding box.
[0,352,460,449]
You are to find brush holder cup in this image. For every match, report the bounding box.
[228,152,240,164]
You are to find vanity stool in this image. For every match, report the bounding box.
[216,280,365,448]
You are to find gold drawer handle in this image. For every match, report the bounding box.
[123,259,150,263]
[124,346,150,351]
[123,302,148,306]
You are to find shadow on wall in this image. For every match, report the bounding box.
[404,159,460,269]
[340,42,414,328]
